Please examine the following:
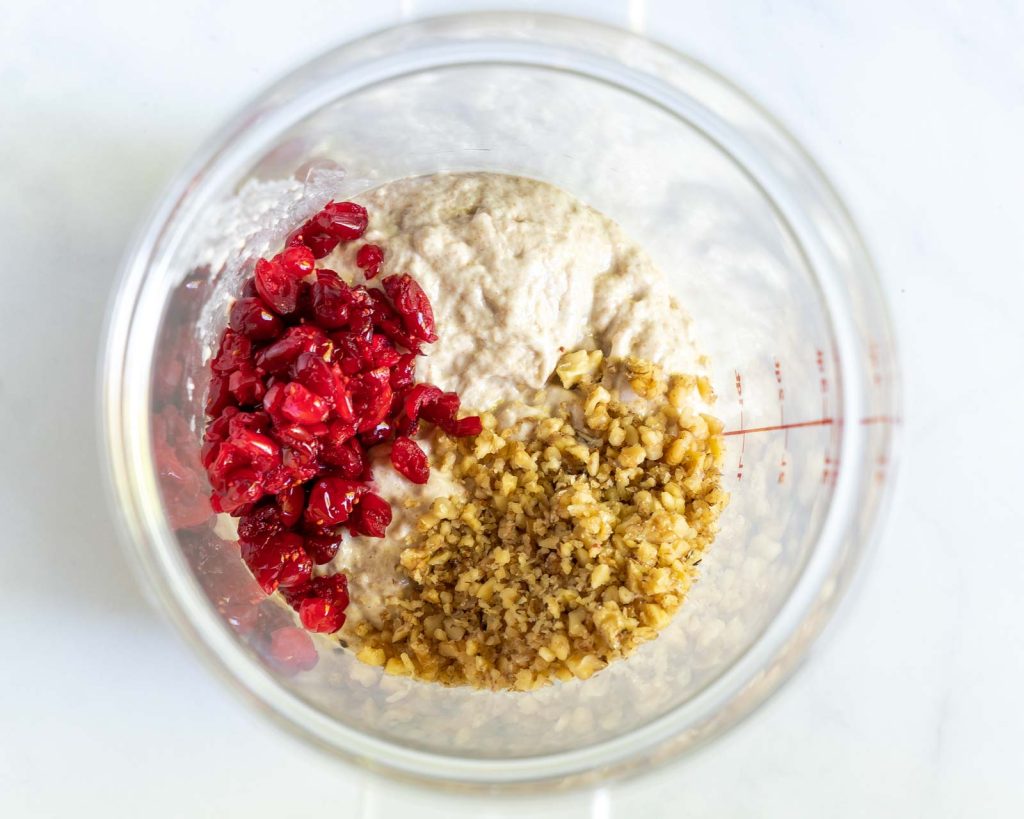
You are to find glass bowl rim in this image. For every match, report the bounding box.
[98,10,901,789]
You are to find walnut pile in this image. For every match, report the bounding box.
[352,351,727,690]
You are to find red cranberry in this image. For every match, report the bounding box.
[275,442,321,486]
[292,353,351,418]
[305,476,367,526]
[369,334,400,368]
[351,367,393,433]
[390,354,417,391]
[356,243,384,279]
[211,329,253,375]
[268,626,318,674]
[448,415,483,437]
[206,374,234,416]
[360,419,394,448]
[228,366,266,406]
[276,484,305,528]
[303,528,342,564]
[298,575,350,633]
[314,201,368,242]
[421,391,461,427]
[227,411,271,437]
[278,245,315,279]
[254,258,299,315]
[391,436,429,484]
[288,221,338,259]
[310,270,351,329]
[381,274,438,344]
[279,381,330,425]
[242,531,312,593]
[229,297,284,341]
[208,431,279,487]
[404,383,443,421]
[204,406,238,442]
[211,468,264,515]
[255,325,332,374]
[393,412,420,438]
[321,436,366,478]
[238,502,284,546]
[331,332,374,376]
[349,492,392,538]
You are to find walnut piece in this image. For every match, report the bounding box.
[353,353,727,690]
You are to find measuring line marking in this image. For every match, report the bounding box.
[722,415,898,437]
[723,418,833,436]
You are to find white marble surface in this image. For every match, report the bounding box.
[2,1,1022,816]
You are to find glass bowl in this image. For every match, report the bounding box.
[100,11,899,787]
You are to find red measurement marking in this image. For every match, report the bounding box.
[869,341,883,386]
[774,359,787,483]
[722,418,834,436]
[816,348,833,485]
[860,415,900,425]
[734,371,745,481]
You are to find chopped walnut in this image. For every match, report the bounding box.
[353,353,727,690]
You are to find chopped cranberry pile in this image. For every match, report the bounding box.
[202,200,480,635]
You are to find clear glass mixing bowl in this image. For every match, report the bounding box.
[100,12,899,787]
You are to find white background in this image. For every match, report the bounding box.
[2,1,1022,816]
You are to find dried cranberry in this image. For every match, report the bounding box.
[255,325,332,374]
[356,243,384,279]
[331,332,374,376]
[211,329,252,375]
[268,626,318,674]
[227,411,271,437]
[278,245,315,279]
[360,419,394,448]
[394,412,420,438]
[314,201,368,242]
[350,366,392,430]
[298,574,350,633]
[260,468,290,495]
[288,220,338,259]
[310,270,351,329]
[303,528,342,564]
[366,287,398,322]
[321,431,365,478]
[369,334,400,368]
[241,531,312,593]
[390,354,417,391]
[211,468,263,515]
[203,406,238,442]
[254,258,299,315]
[375,316,423,354]
[228,366,266,406]
[276,484,305,528]
[292,353,352,419]
[211,429,280,479]
[322,418,357,448]
[447,415,483,437]
[279,381,330,425]
[206,374,234,416]
[238,502,283,546]
[421,391,461,427]
[349,492,392,538]
[276,437,321,485]
[391,436,429,484]
[404,383,443,421]
[229,297,284,341]
[349,306,375,341]
[305,476,367,526]
[381,274,438,344]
